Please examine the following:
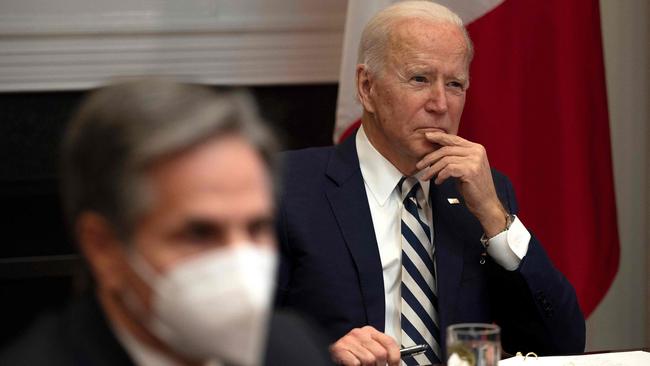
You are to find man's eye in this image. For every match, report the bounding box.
[411,76,428,83]
[248,218,273,240]
[183,222,218,243]
[447,81,464,89]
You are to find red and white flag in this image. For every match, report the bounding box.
[335,0,619,317]
[334,0,393,142]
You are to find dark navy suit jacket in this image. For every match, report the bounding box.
[276,132,585,356]
[0,293,331,366]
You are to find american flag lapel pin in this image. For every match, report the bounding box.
[447,198,460,204]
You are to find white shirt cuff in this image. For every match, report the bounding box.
[480,216,531,271]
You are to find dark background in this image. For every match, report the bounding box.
[0,84,338,346]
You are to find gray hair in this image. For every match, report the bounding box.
[60,77,277,239]
[358,0,474,75]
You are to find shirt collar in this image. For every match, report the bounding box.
[356,125,430,205]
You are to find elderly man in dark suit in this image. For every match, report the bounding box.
[275,2,585,365]
[0,79,329,366]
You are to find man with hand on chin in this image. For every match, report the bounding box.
[275,1,585,365]
[0,78,329,366]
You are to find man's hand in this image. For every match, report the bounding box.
[416,132,507,237]
[329,326,400,366]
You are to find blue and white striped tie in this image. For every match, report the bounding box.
[399,177,441,365]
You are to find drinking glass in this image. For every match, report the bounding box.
[446,323,500,366]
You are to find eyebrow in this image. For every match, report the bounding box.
[402,65,468,81]
[403,64,431,74]
[183,218,222,236]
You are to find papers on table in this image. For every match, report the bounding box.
[499,350,650,366]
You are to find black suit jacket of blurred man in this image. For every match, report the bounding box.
[0,292,332,366]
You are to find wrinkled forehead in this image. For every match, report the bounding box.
[386,19,470,67]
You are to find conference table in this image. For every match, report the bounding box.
[419,348,650,365]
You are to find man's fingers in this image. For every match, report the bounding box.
[435,163,463,185]
[370,332,401,366]
[330,326,398,366]
[331,349,360,366]
[331,341,371,366]
[346,344,378,366]
[357,339,388,365]
[420,155,465,182]
[424,131,469,147]
[416,145,468,170]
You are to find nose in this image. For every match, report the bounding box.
[425,81,448,114]
[223,226,251,248]
[227,231,251,247]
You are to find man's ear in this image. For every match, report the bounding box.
[356,64,376,114]
[76,212,129,292]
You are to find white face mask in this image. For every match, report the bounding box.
[128,244,278,366]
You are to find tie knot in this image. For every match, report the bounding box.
[398,176,420,203]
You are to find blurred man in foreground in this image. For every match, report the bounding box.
[0,78,329,366]
[275,1,585,365]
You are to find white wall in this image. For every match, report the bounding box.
[0,0,347,91]
[586,0,649,351]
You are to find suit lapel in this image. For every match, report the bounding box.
[324,133,386,331]
[431,180,466,337]
[66,293,135,366]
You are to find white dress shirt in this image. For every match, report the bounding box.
[355,126,531,344]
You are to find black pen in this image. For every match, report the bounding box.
[400,344,429,358]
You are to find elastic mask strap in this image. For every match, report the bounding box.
[127,247,160,287]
